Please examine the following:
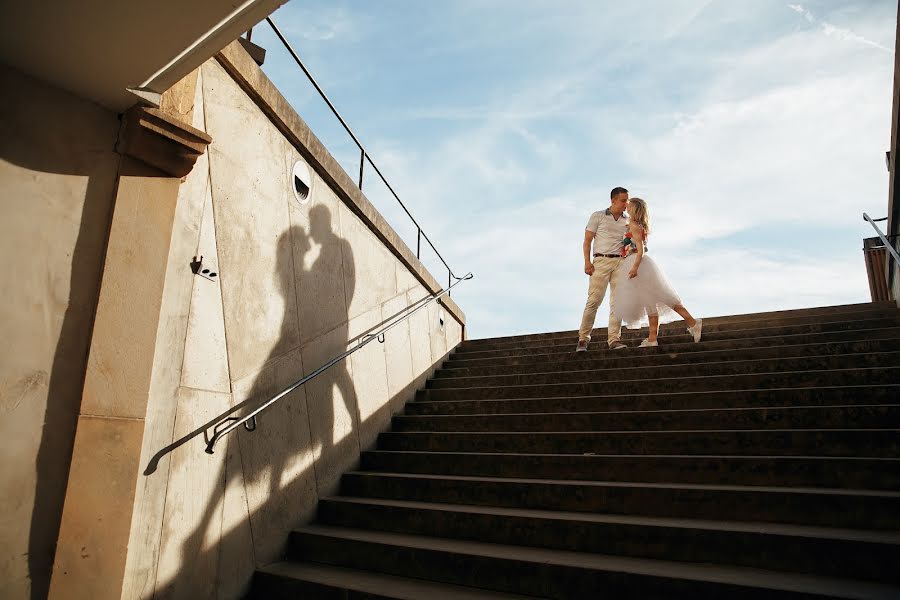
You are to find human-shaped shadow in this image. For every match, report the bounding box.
[307,204,358,470]
[160,207,360,597]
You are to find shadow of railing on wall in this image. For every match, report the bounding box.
[144,214,468,599]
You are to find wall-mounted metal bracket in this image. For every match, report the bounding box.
[190,255,218,281]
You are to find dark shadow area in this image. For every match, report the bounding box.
[147,202,455,598]
[163,223,332,599]
[306,204,358,471]
[144,206,435,475]
[148,209,346,598]
[0,63,122,600]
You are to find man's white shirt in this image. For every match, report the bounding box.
[585,208,629,256]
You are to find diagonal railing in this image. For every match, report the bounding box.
[264,16,465,293]
[204,272,472,454]
[864,213,900,265]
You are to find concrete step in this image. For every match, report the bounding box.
[377,429,900,458]
[393,404,900,433]
[408,385,900,415]
[287,525,900,599]
[418,367,900,402]
[340,472,900,529]
[461,307,900,351]
[316,497,900,584]
[427,352,900,389]
[251,561,539,599]
[448,327,900,365]
[360,451,900,490]
[463,302,896,346]
[453,316,900,358]
[438,338,900,377]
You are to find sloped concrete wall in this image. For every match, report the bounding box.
[0,63,120,600]
[122,48,465,599]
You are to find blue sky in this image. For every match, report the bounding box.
[251,0,897,339]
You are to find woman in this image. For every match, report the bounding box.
[611,197,703,347]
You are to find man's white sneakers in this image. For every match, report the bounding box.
[688,318,703,343]
[639,339,658,347]
[575,340,588,352]
[608,341,628,350]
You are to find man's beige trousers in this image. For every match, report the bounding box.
[578,256,623,344]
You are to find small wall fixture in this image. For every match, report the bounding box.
[292,160,312,204]
[190,256,218,281]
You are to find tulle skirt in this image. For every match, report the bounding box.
[612,253,683,329]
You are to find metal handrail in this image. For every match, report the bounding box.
[265,16,465,292]
[204,272,473,454]
[863,213,900,265]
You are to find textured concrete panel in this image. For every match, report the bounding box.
[406,287,437,383]
[81,165,181,419]
[289,182,351,344]
[232,348,317,566]
[49,416,144,600]
[347,307,392,452]
[202,60,300,383]
[216,435,255,600]
[444,308,464,351]
[381,294,416,415]
[122,70,210,600]
[154,388,232,600]
[181,183,231,393]
[338,201,398,321]
[428,300,449,367]
[51,156,182,600]
[396,262,421,296]
[300,328,360,498]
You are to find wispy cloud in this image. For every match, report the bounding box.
[664,0,717,40]
[276,6,364,43]
[788,3,892,52]
[262,1,896,338]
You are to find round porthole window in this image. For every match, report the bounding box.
[291,160,312,204]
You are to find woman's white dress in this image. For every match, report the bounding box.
[612,232,683,329]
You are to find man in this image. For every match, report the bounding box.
[576,186,629,352]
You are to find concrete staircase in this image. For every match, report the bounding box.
[249,301,900,599]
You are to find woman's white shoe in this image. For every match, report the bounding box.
[639,339,658,347]
[687,318,703,343]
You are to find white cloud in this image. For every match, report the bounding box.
[264,2,895,339]
[280,7,361,43]
[788,3,892,52]
[617,25,893,252]
[664,0,718,40]
[661,248,869,318]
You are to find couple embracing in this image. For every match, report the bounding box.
[576,186,702,351]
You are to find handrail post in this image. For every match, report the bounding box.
[358,148,365,190]
[416,229,421,259]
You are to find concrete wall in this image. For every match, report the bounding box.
[120,47,465,599]
[0,63,120,599]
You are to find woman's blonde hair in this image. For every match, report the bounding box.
[628,197,651,235]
